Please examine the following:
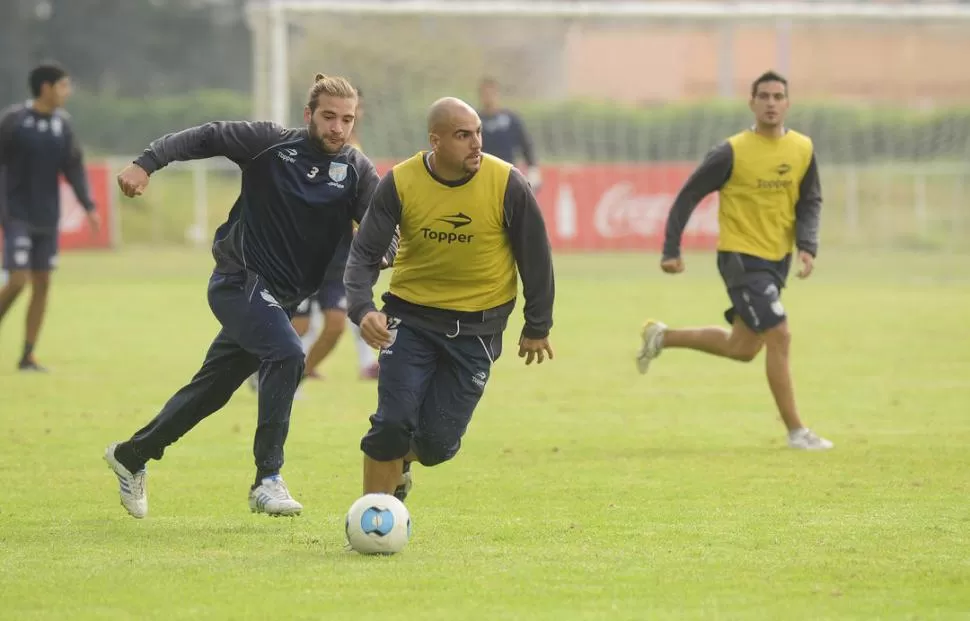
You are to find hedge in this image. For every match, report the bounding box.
[70,90,970,164]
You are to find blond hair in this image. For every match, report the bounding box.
[307,73,357,110]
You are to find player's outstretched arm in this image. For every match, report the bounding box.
[661,141,733,270]
[118,121,288,198]
[504,168,555,364]
[345,172,403,331]
[136,121,288,172]
[795,152,822,278]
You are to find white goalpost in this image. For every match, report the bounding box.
[240,0,970,252]
[247,0,970,127]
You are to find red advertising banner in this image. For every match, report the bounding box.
[532,163,719,252]
[374,159,719,252]
[0,162,116,256]
[58,162,115,250]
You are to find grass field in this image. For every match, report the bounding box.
[1,249,969,620]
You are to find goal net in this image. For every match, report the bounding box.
[247,0,970,252]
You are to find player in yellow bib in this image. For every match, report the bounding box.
[636,71,833,451]
[345,97,556,500]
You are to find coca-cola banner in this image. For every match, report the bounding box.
[59,163,116,250]
[532,164,719,252]
[376,160,718,252]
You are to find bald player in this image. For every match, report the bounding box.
[345,97,555,502]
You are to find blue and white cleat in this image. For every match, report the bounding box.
[104,442,148,519]
[249,475,303,516]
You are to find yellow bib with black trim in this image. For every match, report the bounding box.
[719,130,814,260]
[388,152,518,312]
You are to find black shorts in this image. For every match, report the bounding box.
[2,221,58,272]
[291,278,348,318]
[360,320,502,466]
[717,251,792,333]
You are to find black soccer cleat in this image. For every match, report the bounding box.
[393,461,412,502]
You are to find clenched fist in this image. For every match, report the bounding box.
[117,163,150,198]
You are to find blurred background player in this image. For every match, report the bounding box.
[636,70,832,451]
[0,62,99,372]
[288,87,380,382]
[104,74,381,519]
[346,97,555,502]
[477,77,542,191]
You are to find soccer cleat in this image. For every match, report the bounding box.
[788,428,834,451]
[103,442,148,519]
[18,358,49,373]
[393,461,412,502]
[249,475,303,516]
[636,320,667,375]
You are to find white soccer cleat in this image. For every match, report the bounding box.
[103,442,148,519]
[788,428,834,451]
[636,320,667,375]
[249,475,303,516]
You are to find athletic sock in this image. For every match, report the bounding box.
[114,441,147,474]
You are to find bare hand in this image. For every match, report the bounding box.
[660,257,685,274]
[518,336,554,365]
[117,163,150,198]
[796,250,815,279]
[86,210,101,235]
[360,311,392,349]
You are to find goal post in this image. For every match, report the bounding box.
[244,0,970,252]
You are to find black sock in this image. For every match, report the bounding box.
[114,441,147,474]
[21,341,34,363]
[254,471,279,488]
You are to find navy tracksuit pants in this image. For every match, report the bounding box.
[125,270,305,479]
[360,319,502,466]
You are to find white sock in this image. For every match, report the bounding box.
[300,303,324,354]
[350,320,377,369]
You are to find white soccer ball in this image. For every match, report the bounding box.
[345,493,411,555]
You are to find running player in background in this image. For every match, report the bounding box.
[477,77,542,192]
[636,70,833,451]
[0,62,99,372]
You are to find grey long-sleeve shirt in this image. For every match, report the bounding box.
[345,159,555,339]
[662,140,822,259]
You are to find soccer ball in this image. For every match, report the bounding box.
[345,493,411,555]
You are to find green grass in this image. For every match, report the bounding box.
[1,249,969,620]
